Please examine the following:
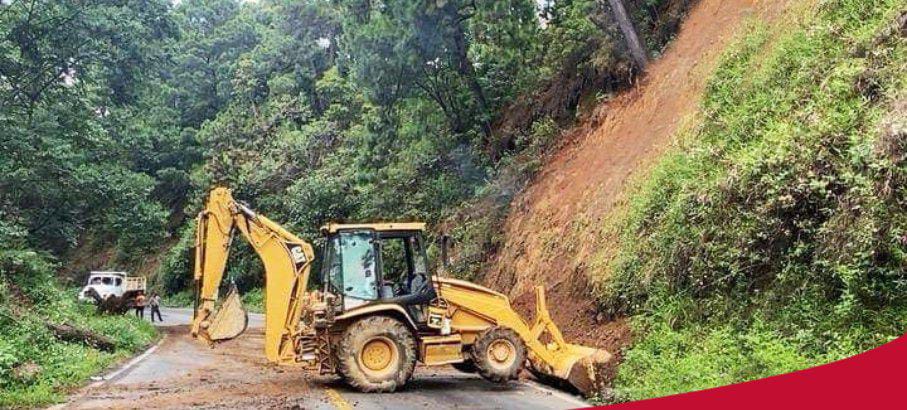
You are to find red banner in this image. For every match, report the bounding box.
[595,333,906,409]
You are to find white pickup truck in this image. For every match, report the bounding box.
[78,271,146,313]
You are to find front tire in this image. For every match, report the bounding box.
[470,327,526,383]
[337,316,416,392]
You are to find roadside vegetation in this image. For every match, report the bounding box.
[600,0,907,401]
[0,229,156,407]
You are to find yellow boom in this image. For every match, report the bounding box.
[191,187,314,363]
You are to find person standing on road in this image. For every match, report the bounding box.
[149,292,163,323]
[134,291,146,319]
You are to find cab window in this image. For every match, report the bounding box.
[409,235,428,275]
[322,236,343,294]
[339,231,377,300]
[376,232,430,297]
[378,237,409,287]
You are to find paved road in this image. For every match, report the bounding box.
[145,306,265,329]
[60,308,590,409]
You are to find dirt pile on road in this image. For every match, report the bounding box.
[65,327,325,409]
[482,0,790,356]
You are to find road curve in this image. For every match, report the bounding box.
[57,308,591,410]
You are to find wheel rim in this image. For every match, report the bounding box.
[486,339,517,370]
[358,336,400,378]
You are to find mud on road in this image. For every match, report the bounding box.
[59,309,590,410]
[66,326,326,409]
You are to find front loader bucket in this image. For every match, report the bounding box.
[204,286,248,342]
[526,286,614,396]
[530,343,613,396]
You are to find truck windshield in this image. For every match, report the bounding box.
[339,231,377,300]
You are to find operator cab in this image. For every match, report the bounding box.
[78,271,127,301]
[319,223,437,322]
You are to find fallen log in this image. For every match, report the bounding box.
[46,322,117,352]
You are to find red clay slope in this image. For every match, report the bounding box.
[483,0,788,354]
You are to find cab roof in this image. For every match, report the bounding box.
[320,222,426,234]
[89,271,127,276]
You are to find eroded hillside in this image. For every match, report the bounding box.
[481,0,791,348]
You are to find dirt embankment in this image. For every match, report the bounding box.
[483,0,789,358]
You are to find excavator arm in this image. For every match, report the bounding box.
[191,187,315,364]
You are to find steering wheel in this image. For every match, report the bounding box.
[392,281,405,296]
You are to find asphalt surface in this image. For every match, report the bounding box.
[58,308,591,409]
[142,306,265,329]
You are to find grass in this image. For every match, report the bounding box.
[612,321,820,401]
[241,287,264,313]
[161,289,194,308]
[600,0,907,401]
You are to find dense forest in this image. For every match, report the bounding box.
[0,0,687,293]
[1,0,691,404]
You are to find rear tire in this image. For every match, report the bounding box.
[337,316,416,392]
[470,327,526,383]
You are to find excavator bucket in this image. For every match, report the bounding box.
[527,286,613,396]
[205,286,248,342]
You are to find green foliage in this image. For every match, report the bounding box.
[159,224,196,294]
[604,0,907,401]
[241,287,265,313]
[0,0,173,260]
[0,238,156,407]
[162,289,194,308]
[613,320,820,401]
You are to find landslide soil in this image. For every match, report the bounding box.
[65,326,324,409]
[483,0,791,370]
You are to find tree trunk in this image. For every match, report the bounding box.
[46,322,117,352]
[449,14,494,142]
[606,0,649,70]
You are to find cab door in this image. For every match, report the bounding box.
[323,230,380,311]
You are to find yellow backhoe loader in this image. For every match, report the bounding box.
[191,187,611,395]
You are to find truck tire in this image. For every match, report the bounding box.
[470,327,526,383]
[337,316,416,392]
[84,288,103,304]
[97,294,129,315]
